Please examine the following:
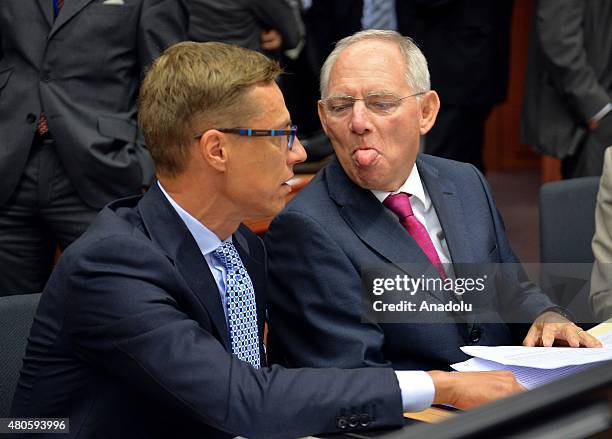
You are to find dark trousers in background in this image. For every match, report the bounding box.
[562,115,612,178]
[424,105,491,173]
[0,137,99,296]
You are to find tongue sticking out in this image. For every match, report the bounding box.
[353,149,379,167]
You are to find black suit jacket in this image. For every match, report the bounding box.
[306,0,512,107]
[265,155,555,371]
[0,0,188,208]
[10,184,403,439]
[396,0,513,107]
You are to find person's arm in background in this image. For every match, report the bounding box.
[250,0,304,51]
[535,0,611,127]
[591,147,612,321]
[137,0,189,70]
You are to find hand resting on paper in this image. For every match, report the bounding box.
[523,311,602,348]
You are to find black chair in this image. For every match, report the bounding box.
[539,176,600,322]
[0,293,41,417]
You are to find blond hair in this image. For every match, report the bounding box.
[320,29,430,98]
[139,41,282,177]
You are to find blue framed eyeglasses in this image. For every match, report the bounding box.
[194,125,298,151]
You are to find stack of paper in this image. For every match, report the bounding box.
[451,332,612,389]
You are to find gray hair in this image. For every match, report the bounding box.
[319,29,430,98]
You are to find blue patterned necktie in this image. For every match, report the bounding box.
[213,242,261,369]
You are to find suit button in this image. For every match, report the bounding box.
[360,413,371,427]
[26,113,37,123]
[470,328,481,344]
[337,416,348,429]
[41,73,51,82]
[348,414,359,428]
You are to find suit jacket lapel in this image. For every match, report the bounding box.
[417,156,475,268]
[36,0,54,27]
[49,0,95,39]
[326,160,433,277]
[138,184,231,350]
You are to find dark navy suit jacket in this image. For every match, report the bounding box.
[265,155,555,371]
[11,184,404,438]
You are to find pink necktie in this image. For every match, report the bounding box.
[384,193,447,278]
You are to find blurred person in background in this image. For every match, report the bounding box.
[590,147,612,320]
[522,0,612,178]
[0,0,188,296]
[397,0,514,173]
[187,0,303,55]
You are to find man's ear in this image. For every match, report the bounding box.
[317,100,330,137]
[199,129,228,172]
[419,90,440,135]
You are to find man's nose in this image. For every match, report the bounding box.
[287,137,307,165]
[349,100,373,134]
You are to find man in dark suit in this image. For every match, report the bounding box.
[11,41,527,439]
[265,31,600,392]
[188,0,303,53]
[521,0,612,178]
[0,0,188,296]
[397,0,514,172]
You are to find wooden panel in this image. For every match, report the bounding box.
[541,156,562,183]
[404,406,455,423]
[484,0,541,172]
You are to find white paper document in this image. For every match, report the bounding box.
[459,331,612,368]
[451,331,612,389]
[451,357,599,389]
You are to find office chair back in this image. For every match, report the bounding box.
[540,176,601,263]
[539,176,600,321]
[0,293,41,417]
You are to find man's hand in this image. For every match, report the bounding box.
[260,29,282,51]
[522,311,602,347]
[428,370,524,409]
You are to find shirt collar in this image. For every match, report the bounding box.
[371,163,429,210]
[157,181,231,256]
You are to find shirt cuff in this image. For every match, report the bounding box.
[589,103,612,125]
[394,370,435,412]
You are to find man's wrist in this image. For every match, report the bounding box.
[538,306,574,322]
[427,370,455,406]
